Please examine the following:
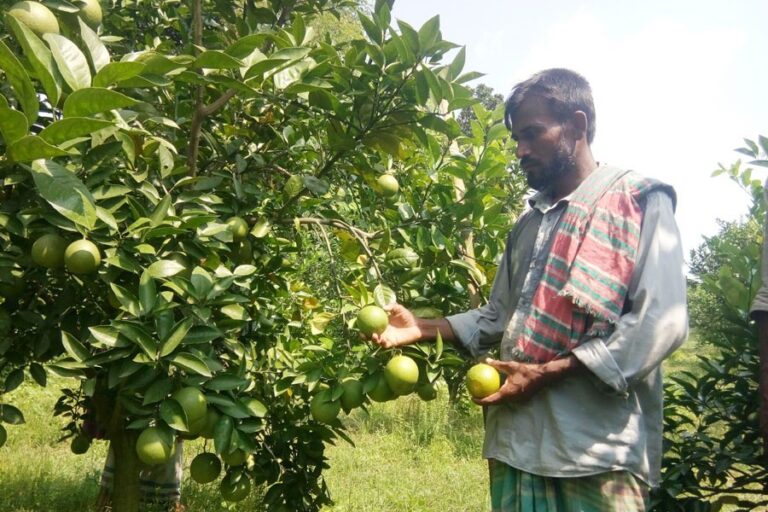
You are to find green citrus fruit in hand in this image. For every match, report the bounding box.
[70,434,91,454]
[172,387,207,426]
[376,174,399,197]
[366,374,395,403]
[136,427,175,465]
[64,239,101,274]
[0,424,7,448]
[384,355,419,396]
[77,0,102,28]
[310,390,341,424]
[466,363,501,399]
[0,308,11,336]
[31,234,67,268]
[190,452,222,484]
[356,305,388,336]
[227,216,249,242]
[220,471,251,502]
[221,448,248,467]
[8,1,60,35]
[340,378,365,412]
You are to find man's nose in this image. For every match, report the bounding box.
[515,141,530,159]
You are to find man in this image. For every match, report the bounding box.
[750,178,768,455]
[372,68,688,511]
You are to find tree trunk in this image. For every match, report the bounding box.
[110,427,142,512]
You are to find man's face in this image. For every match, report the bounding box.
[509,96,576,193]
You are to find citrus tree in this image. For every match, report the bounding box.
[652,137,768,511]
[0,0,525,510]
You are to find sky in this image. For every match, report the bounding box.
[392,0,768,260]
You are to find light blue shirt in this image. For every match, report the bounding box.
[447,183,688,487]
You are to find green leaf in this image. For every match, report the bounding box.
[435,329,443,359]
[29,159,98,230]
[43,33,92,91]
[29,363,47,387]
[93,62,145,87]
[61,331,91,362]
[309,312,335,335]
[184,326,223,344]
[417,15,441,51]
[147,260,185,278]
[171,352,212,377]
[0,106,29,145]
[143,378,172,405]
[159,318,193,358]
[149,194,172,227]
[8,136,72,162]
[109,283,141,316]
[487,123,508,143]
[243,398,267,418]
[221,304,250,321]
[4,369,24,393]
[448,47,466,80]
[38,117,113,145]
[358,11,382,44]
[77,17,110,72]
[206,374,249,391]
[63,87,139,117]
[5,15,62,107]
[0,40,38,123]
[139,269,157,315]
[450,259,487,286]
[373,284,397,308]
[0,404,25,425]
[192,51,244,70]
[250,219,270,238]
[191,267,213,298]
[160,398,189,431]
[213,414,234,454]
[88,326,126,348]
[115,321,157,359]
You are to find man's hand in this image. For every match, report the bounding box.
[370,304,422,349]
[473,355,583,406]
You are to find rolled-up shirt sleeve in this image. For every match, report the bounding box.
[446,228,520,358]
[750,179,768,317]
[572,191,689,394]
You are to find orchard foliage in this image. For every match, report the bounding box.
[0,0,524,509]
[652,136,768,511]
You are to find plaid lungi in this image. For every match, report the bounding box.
[100,440,184,506]
[490,459,649,512]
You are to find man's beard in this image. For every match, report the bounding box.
[523,138,576,193]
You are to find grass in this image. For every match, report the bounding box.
[0,378,488,511]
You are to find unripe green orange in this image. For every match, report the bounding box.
[64,239,101,274]
[8,1,60,36]
[220,471,251,502]
[190,452,221,484]
[310,390,341,424]
[356,305,388,336]
[221,448,247,467]
[70,434,91,454]
[384,355,419,396]
[135,427,175,465]
[31,233,67,268]
[466,363,501,399]
[226,216,249,242]
[340,378,365,412]
[77,0,102,29]
[376,174,399,197]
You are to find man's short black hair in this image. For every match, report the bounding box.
[504,68,596,144]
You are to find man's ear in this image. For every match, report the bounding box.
[570,111,589,141]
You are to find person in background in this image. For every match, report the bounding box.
[750,179,768,456]
[371,68,688,511]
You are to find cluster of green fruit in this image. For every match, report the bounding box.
[7,0,102,36]
[30,234,101,274]
[130,387,254,502]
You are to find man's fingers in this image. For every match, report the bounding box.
[484,357,519,373]
[473,390,505,406]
